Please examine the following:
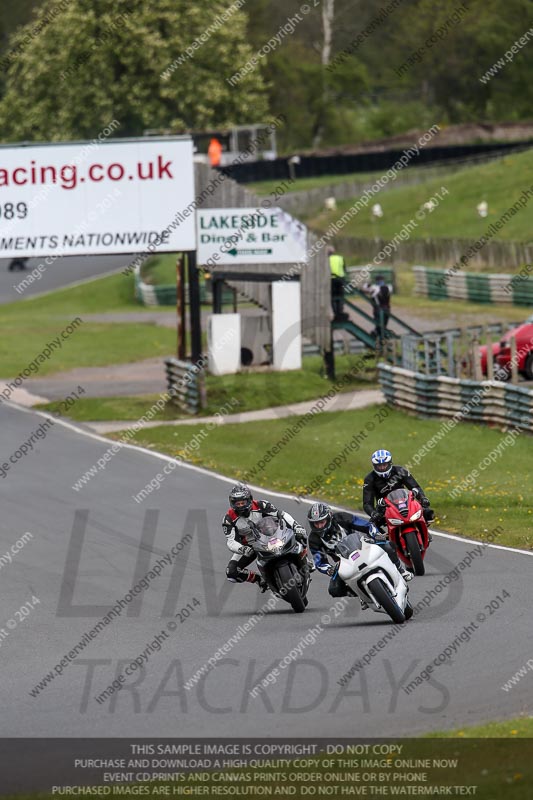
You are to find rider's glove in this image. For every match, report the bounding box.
[420,497,430,509]
[370,509,384,525]
[411,487,420,498]
[293,524,307,542]
[239,545,254,557]
[326,564,336,577]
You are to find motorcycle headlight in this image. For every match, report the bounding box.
[389,518,403,525]
[410,510,422,521]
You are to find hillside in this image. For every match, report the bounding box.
[307,148,533,244]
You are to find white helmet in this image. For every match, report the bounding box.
[371,449,392,479]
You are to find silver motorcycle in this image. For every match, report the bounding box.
[245,517,310,613]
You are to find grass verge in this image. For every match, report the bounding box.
[121,405,533,549]
[426,717,533,738]
[35,354,378,420]
[141,253,179,285]
[0,273,179,378]
[248,169,387,195]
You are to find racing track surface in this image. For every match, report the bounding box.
[1,400,532,739]
[0,255,129,304]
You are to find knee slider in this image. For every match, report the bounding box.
[226,562,246,582]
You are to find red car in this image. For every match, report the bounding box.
[480,315,533,380]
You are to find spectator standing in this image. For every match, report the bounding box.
[208,137,223,167]
[363,274,392,342]
[328,246,347,321]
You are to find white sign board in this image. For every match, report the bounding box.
[0,138,196,257]
[197,207,307,266]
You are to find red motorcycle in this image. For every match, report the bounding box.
[383,488,430,575]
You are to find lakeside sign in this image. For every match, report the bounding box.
[0,137,196,258]
[197,207,308,266]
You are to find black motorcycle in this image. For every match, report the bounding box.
[245,517,310,613]
[8,258,29,272]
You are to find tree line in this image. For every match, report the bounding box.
[0,0,531,151]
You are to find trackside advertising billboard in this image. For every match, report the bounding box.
[0,137,196,257]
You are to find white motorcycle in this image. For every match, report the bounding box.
[335,531,413,624]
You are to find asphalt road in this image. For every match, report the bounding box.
[0,254,130,304]
[1,401,531,741]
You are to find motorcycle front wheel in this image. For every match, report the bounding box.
[368,577,405,624]
[275,562,306,613]
[405,530,425,575]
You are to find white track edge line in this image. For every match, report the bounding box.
[6,400,533,558]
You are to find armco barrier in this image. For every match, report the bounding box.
[378,363,533,433]
[413,265,533,306]
[134,265,233,307]
[165,358,203,414]
[134,265,168,306]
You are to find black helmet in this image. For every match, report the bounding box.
[307,502,333,537]
[229,484,253,516]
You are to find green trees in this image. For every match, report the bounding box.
[0,0,268,141]
[0,0,532,148]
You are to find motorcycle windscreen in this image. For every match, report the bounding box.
[387,488,409,514]
[387,488,409,503]
[250,517,292,551]
[335,532,363,558]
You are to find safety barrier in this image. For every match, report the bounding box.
[164,358,204,414]
[223,139,533,184]
[413,265,533,306]
[134,265,172,306]
[134,265,234,307]
[386,322,508,378]
[378,363,533,432]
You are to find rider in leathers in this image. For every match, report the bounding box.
[363,449,435,534]
[223,484,309,589]
[307,503,412,606]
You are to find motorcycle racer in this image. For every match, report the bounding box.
[363,450,435,534]
[307,502,412,606]
[223,484,309,589]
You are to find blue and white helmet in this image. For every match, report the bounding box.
[371,449,393,479]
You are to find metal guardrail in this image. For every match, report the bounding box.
[378,363,533,433]
[392,323,509,378]
[135,265,234,307]
[413,265,533,306]
[165,358,204,414]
